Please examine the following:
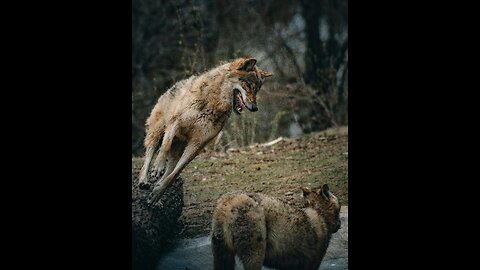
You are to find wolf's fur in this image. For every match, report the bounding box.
[138,58,273,203]
[211,184,341,270]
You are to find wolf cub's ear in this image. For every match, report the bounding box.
[260,70,273,79]
[237,58,257,72]
[321,184,331,199]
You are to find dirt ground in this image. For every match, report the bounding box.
[132,126,348,239]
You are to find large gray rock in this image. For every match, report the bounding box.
[132,177,184,270]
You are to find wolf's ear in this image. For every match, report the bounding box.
[302,187,311,197]
[321,184,330,199]
[260,70,273,79]
[237,58,257,72]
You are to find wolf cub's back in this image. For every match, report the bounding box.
[211,185,341,270]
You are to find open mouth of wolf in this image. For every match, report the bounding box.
[233,88,252,114]
[233,89,245,114]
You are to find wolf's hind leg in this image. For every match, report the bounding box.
[151,122,178,179]
[149,138,208,203]
[234,217,266,270]
[162,140,185,179]
[211,220,235,270]
[138,142,159,189]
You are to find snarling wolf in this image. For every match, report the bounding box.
[211,184,341,270]
[138,58,273,203]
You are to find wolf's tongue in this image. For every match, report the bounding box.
[237,94,245,108]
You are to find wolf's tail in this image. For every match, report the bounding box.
[211,218,235,270]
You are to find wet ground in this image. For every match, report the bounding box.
[156,206,348,270]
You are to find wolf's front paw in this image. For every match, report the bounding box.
[150,168,165,179]
[139,182,151,190]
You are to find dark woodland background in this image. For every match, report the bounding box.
[132,0,348,156]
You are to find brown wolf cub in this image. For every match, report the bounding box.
[138,58,272,203]
[211,184,341,270]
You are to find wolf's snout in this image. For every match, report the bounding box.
[245,102,258,112]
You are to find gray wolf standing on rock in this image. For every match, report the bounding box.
[138,58,273,203]
[211,184,341,270]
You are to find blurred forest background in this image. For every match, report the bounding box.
[132,0,348,156]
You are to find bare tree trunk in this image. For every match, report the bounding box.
[301,0,323,86]
[203,0,219,68]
